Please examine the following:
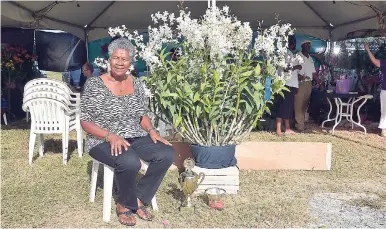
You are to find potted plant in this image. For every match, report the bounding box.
[99,6,294,169]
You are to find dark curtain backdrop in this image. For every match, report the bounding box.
[35,30,87,72]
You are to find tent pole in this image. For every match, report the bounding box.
[84,29,89,62]
[328,28,334,88]
[329,28,334,54]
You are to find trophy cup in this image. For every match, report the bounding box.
[178,158,205,213]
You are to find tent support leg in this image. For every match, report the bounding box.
[84,30,89,62]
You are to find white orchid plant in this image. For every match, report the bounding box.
[96,6,295,146]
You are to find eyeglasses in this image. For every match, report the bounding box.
[82,69,90,72]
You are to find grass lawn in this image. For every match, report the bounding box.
[1,121,385,227]
[45,71,63,81]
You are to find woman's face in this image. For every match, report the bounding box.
[82,66,93,78]
[109,48,131,77]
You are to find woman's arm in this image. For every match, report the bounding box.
[137,78,171,145]
[365,44,380,68]
[140,115,172,145]
[140,115,155,133]
[81,121,109,140]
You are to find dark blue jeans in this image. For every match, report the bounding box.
[89,135,176,210]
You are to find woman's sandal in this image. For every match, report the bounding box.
[116,207,136,226]
[136,205,154,221]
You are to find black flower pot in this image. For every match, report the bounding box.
[191,144,237,169]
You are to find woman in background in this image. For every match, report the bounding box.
[365,43,386,137]
[276,35,303,136]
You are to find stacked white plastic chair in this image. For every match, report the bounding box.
[22,78,83,165]
[24,79,80,122]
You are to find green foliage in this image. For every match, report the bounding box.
[144,43,287,146]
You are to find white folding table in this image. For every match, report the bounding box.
[321,92,373,134]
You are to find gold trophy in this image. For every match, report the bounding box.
[178,158,205,213]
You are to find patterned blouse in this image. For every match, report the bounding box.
[80,76,149,152]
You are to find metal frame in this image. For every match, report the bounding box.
[321,95,373,134]
[6,0,377,41]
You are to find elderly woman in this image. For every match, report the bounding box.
[80,38,176,226]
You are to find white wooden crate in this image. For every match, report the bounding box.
[191,165,239,194]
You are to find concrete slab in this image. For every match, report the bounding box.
[168,141,332,171]
[236,141,332,170]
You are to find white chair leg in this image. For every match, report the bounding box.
[26,112,29,122]
[76,121,83,157]
[151,196,158,211]
[141,161,158,211]
[37,134,44,157]
[3,113,7,125]
[103,165,114,222]
[90,160,100,202]
[28,132,37,165]
[62,129,69,165]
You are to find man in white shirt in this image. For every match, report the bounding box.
[276,35,303,136]
[294,40,322,131]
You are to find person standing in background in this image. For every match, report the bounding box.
[82,62,94,78]
[294,40,322,131]
[275,35,303,136]
[365,43,386,137]
[79,62,95,89]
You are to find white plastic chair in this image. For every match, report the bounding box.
[24,78,79,98]
[23,88,79,110]
[89,159,159,222]
[23,90,83,157]
[24,78,80,122]
[22,97,83,165]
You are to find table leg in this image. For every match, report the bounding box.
[321,97,334,128]
[346,98,354,129]
[332,98,342,134]
[350,98,369,134]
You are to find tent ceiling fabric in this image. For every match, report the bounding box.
[1,1,385,41]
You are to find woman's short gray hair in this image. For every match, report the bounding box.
[108,38,136,62]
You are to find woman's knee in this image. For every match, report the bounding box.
[160,145,176,165]
[115,150,142,173]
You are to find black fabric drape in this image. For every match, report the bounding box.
[35,31,86,72]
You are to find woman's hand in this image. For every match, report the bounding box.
[107,134,130,156]
[364,44,369,52]
[149,129,172,146]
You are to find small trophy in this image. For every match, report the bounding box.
[178,158,205,213]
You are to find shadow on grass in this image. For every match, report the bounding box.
[307,122,385,151]
[1,119,30,130]
[166,183,184,202]
[330,133,386,151]
[258,120,385,151]
[31,138,78,163]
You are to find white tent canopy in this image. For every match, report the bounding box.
[1,1,385,42]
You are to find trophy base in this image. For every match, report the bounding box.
[179,205,197,214]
